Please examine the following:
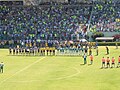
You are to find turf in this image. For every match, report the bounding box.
[0,46,120,90]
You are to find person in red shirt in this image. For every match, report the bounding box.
[90,55,93,65]
[101,57,105,68]
[117,56,120,68]
[106,57,110,68]
[111,57,115,68]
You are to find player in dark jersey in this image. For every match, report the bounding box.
[9,47,12,55]
[40,49,43,56]
[25,48,29,56]
[43,49,45,56]
[0,62,4,73]
[46,49,49,56]
[21,47,24,55]
[53,49,55,56]
[32,48,35,55]
[37,48,40,56]
[50,49,52,56]
[106,46,109,55]
[16,48,19,55]
[19,48,21,55]
[96,47,99,56]
[13,48,15,55]
[29,48,32,55]
[84,48,88,55]
[89,49,92,56]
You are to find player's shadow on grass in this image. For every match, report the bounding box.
[100,67,112,69]
[80,64,85,65]
[100,67,106,69]
[88,64,92,66]
[105,54,109,55]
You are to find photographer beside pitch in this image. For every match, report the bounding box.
[0,62,4,73]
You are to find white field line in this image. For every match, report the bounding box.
[6,67,80,83]
[0,57,46,85]
[53,67,80,80]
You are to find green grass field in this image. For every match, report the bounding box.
[0,46,120,90]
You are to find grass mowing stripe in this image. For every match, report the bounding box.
[0,57,46,85]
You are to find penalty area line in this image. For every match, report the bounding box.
[0,57,46,85]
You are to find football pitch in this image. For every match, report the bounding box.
[0,46,120,90]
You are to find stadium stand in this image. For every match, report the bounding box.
[90,1,120,32]
[0,0,120,48]
[0,4,90,41]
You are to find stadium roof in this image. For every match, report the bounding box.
[0,0,23,1]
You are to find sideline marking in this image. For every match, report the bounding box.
[0,57,46,85]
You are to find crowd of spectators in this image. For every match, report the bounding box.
[90,1,120,32]
[39,0,93,5]
[0,1,120,47]
[0,1,23,5]
[0,4,90,41]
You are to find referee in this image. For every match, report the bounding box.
[0,62,4,73]
[106,46,109,55]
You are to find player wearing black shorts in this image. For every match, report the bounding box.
[84,48,88,55]
[53,49,55,56]
[0,62,4,73]
[106,46,109,55]
[9,47,12,55]
[111,57,115,68]
[13,48,15,55]
[102,57,105,68]
[40,49,43,56]
[89,49,92,56]
[43,49,45,56]
[47,49,49,56]
[106,57,110,68]
[19,48,21,55]
[50,49,52,56]
[16,48,18,55]
[22,47,24,55]
[38,48,40,56]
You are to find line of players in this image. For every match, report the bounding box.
[9,47,56,56]
[56,48,85,56]
[9,47,88,56]
[101,56,120,68]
